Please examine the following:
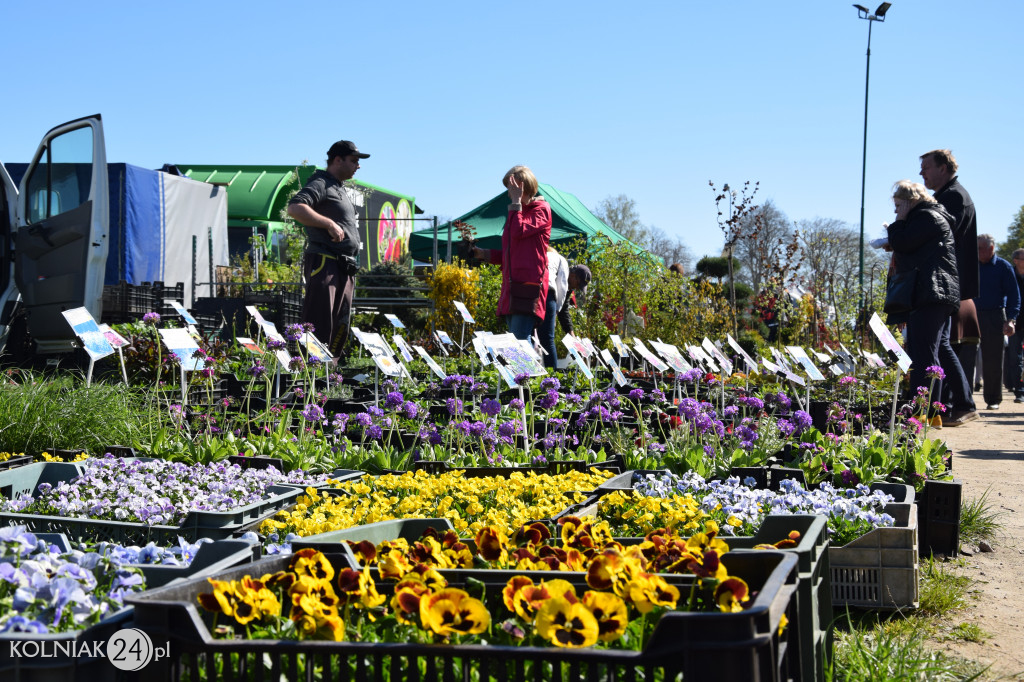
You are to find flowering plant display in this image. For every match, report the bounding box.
[621,471,897,546]
[261,469,613,539]
[0,526,146,634]
[197,537,762,651]
[0,456,328,525]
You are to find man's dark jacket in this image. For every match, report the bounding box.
[934,177,978,300]
[887,202,960,309]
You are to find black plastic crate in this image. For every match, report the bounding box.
[916,478,962,558]
[127,550,800,682]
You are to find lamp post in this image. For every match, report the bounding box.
[854,2,891,327]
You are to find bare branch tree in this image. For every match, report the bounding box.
[594,195,693,270]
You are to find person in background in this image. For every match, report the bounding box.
[919,149,978,425]
[538,257,591,368]
[975,234,1020,410]
[885,180,961,407]
[538,247,569,368]
[287,140,368,357]
[471,166,552,341]
[951,298,981,404]
[1005,249,1024,402]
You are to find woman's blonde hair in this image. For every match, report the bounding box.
[503,165,539,203]
[892,180,936,205]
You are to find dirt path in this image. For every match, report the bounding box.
[923,389,1024,679]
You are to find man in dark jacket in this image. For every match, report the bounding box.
[975,233,1020,409]
[920,149,978,425]
[287,140,369,356]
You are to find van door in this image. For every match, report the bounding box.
[14,114,108,354]
[0,162,19,349]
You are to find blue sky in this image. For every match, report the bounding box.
[2,1,1021,263]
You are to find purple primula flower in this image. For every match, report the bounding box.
[446,397,464,416]
[509,398,525,411]
[267,338,286,351]
[365,425,383,440]
[792,410,813,431]
[839,375,858,386]
[283,324,305,342]
[628,388,645,401]
[481,398,501,417]
[513,372,531,386]
[925,365,945,381]
[385,391,404,410]
[540,377,561,392]
[536,389,559,410]
[737,396,764,411]
[776,419,796,438]
[401,401,420,420]
[678,398,699,420]
[142,312,161,326]
[301,404,325,422]
[353,412,373,427]
[723,405,739,418]
[564,393,583,405]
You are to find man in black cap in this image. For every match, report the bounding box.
[287,140,369,357]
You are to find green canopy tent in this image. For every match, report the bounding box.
[409,183,638,262]
[179,165,418,268]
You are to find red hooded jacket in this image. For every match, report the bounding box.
[485,197,552,318]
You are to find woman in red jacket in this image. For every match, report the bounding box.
[472,166,553,340]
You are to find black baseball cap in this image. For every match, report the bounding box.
[569,264,592,294]
[327,140,370,160]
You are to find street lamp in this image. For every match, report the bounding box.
[854,2,891,326]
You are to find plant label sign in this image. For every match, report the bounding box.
[609,334,629,358]
[301,332,332,362]
[392,335,415,363]
[726,334,760,375]
[236,337,264,354]
[98,324,129,350]
[702,338,733,375]
[567,346,594,380]
[686,345,718,373]
[561,333,591,358]
[61,308,114,360]
[167,300,198,326]
[600,348,629,386]
[247,305,266,326]
[453,301,475,324]
[413,345,447,380]
[159,328,204,371]
[868,313,912,372]
[471,336,491,365]
[785,346,826,381]
[383,313,405,329]
[649,340,692,373]
[372,354,404,377]
[260,322,293,372]
[632,339,670,372]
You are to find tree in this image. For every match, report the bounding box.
[730,200,795,297]
[710,181,762,337]
[594,195,694,272]
[694,255,737,282]
[997,205,1024,259]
